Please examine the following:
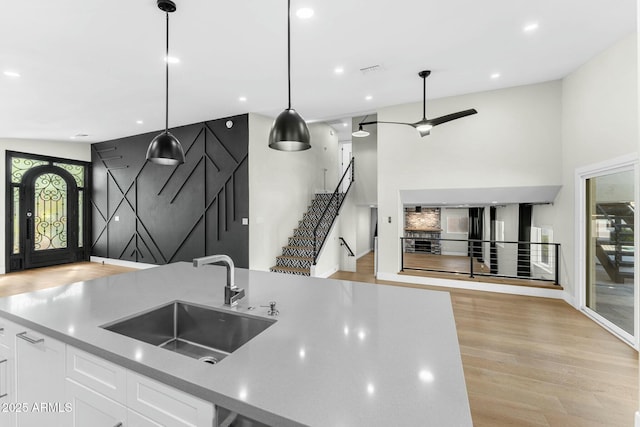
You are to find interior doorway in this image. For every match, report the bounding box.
[6,152,91,272]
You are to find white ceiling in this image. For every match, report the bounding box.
[0,0,636,144]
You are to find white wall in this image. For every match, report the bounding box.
[248,113,339,271]
[351,116,378,207]
[377,80,563,275]
[554,34,638,301]
[495,204,519,277]
[440,208,468,255]
[356,206,372,258]
[0,139,91,273]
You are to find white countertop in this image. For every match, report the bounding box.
[0,263,472,426]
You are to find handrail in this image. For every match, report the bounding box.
[400,236,561,285]
[339,237,355,257]
[313,158,355,264]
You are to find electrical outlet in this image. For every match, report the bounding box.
[115,216,120,222]
[242,218,249,226]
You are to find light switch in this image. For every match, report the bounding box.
[115,216,120,222]
[242,218,249,225]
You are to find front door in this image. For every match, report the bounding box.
[21,165,79,269]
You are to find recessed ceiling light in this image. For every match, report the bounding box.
[70,133,89,139]
[136,120,144,124]
[3,71,20,78]
[523,22,539,33]
[296,7,314,19]
[365,95,373,101]
[164,56,180,64]
[239,96,247,102]
[342,123,348,127]
[334,66,344,75]
[490,73,501,79]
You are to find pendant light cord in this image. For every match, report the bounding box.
[165,12,170,132]
[287,0,291,110]
[422,74,426,120]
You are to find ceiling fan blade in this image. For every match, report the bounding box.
[376,121,414,127]
[429,109,478,127]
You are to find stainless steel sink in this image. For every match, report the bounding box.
[102,301,276,364]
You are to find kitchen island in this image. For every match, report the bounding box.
[0,262,471,426]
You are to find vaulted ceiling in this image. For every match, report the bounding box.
[0,0,635,143]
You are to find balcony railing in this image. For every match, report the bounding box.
[400,237,560,285]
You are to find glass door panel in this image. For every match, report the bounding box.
[33,172,68,251]
[586,170,635,335]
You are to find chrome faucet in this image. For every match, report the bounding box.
[192,254,245,306]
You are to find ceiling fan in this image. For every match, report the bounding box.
[352,70,478,138]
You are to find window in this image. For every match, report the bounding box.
[531,226,553,271]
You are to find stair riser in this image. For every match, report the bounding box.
[276,258,312,269]
[270,267,310,276]
[294,228,330,238]
[289,237,315,247]
[283,247,314,257]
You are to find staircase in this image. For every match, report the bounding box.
[270,158,354,276]
[595,202,634,283]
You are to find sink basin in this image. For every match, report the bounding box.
[102,301,276,364]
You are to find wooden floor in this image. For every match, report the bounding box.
[0,262,135,298]
[332,252,638,427]
[0,259,637,426]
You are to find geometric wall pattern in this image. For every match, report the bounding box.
[91,114,249,267]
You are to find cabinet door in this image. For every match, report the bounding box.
[66,378,127,427]
[15,329,67,427]
[0,342,16,427]
[128,409,163,427]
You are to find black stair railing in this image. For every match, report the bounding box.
[313,158,354,265]
[339,237,355,257]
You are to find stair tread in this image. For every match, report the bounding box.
[283,245,314,250]
[276,255,313,261]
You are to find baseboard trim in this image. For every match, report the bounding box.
[314,265,339,278]
[356,250,372,259]
[377,272,568,300]
[90,257,157,270]
[635,411,640,427]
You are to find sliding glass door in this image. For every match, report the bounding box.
[585,167,636,342]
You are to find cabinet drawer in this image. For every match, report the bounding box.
[66,346,126,404]
[127,371,214,427]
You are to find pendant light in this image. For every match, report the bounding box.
[146,0,185,165]
[268,0,311,151]
[352,115,371,138]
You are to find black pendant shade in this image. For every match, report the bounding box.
[146,131,184,165]
[268,0,310,151]
[269,108,310,151]
[147,0,185,165]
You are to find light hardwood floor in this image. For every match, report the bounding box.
[0,259,636,426]
[0,262,135,298]
[332,252,638,427]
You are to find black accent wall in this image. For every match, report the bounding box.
[91,114,249,267]
[517,203,533,277]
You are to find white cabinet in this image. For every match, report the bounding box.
[66,378,127,427]
[127,371,214,427]
[0,318,18,427]
[66,346,215,427]
[2,319,216,427]
[14,328,67,427]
